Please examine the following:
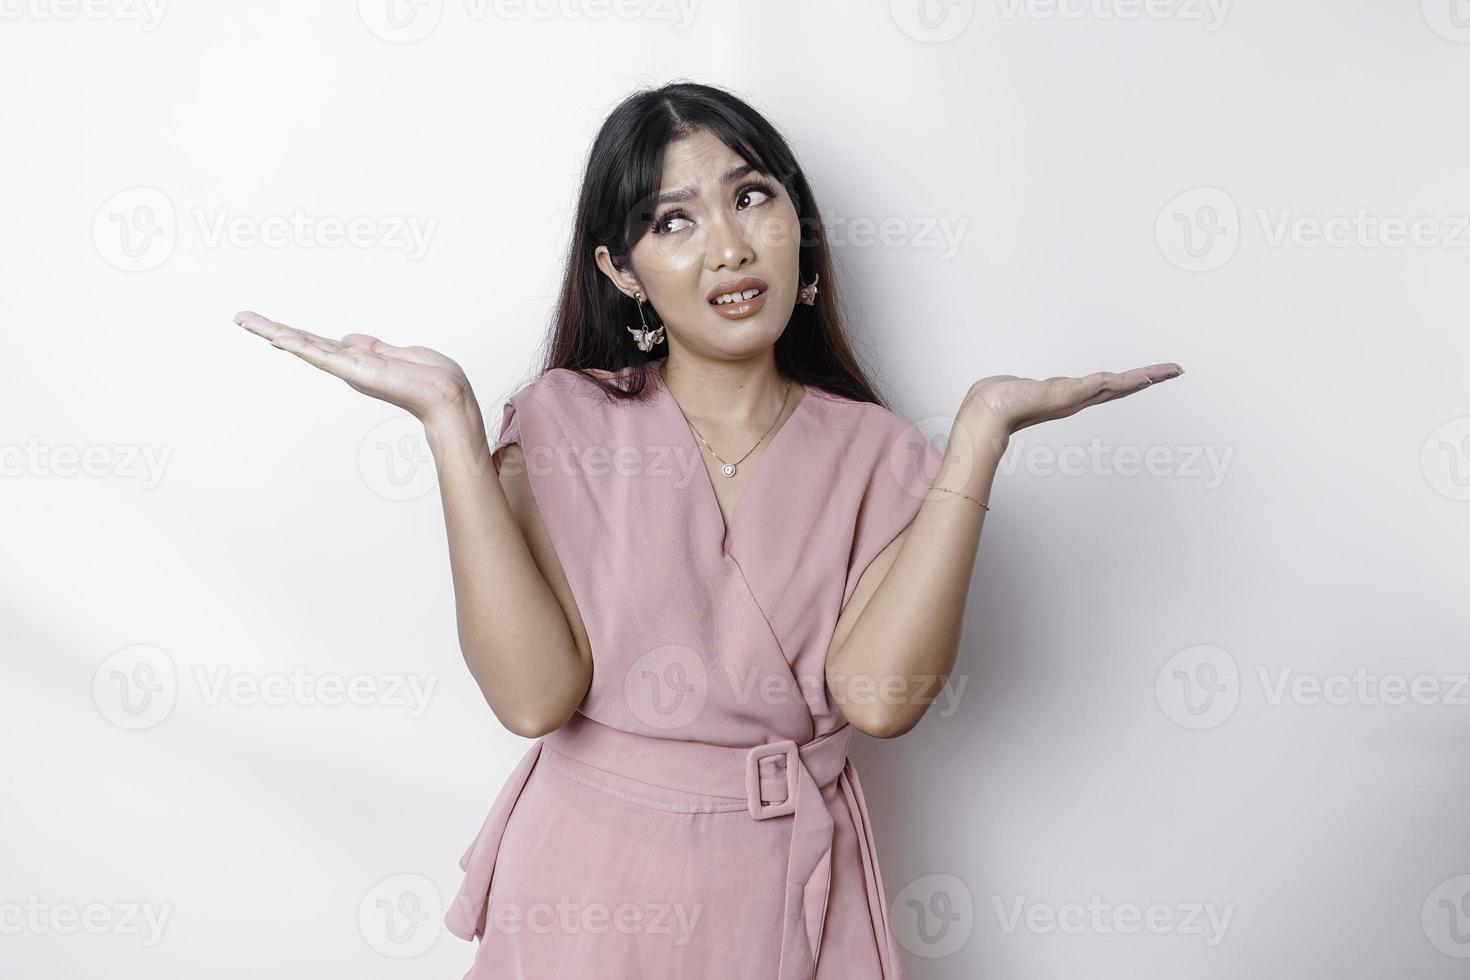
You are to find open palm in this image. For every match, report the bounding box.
[233,310,472,422]
[969,362,1185,435]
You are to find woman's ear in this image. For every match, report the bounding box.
[593,245,642,299]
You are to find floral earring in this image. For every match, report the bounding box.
[797,272,820,306]
[626,288,666,352]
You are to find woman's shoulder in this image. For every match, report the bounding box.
[803,383,925,443]
[506,365,633,404]
[498,365,651,435]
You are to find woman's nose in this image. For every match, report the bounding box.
[705,206,754,268]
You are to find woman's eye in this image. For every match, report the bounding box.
[653,211,691,235]
[737,185,774,210]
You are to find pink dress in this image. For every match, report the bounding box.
[446,358,940,979]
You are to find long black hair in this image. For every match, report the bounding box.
[527,80,895,408]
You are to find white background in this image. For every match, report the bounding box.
[3,0,1470,977]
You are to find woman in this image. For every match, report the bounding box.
[233,81,1181,979]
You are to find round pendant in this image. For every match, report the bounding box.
[721,463,737,477]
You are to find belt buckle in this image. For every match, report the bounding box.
[745,739,800,820]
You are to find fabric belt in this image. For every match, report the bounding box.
[540,713,855,980]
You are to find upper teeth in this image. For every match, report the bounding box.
[713,288,762,305]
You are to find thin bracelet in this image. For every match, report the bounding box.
[930,485,990,511]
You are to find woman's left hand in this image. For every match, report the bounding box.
[961,362,1184,438]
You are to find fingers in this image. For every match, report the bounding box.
[235,310,333,349]
[339,332,442,367]
[1078,362,1185,407]
[1028,362,1184,424]
[234,311,379,383]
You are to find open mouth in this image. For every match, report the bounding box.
[711,287,765,305]
[707,277,769,307]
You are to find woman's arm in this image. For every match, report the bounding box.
[826,364,1184,738]
[426,402,592,737]
[231,312,588,738]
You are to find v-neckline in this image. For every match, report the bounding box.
[650,359,812,556]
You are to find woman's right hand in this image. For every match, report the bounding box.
[233,310,474,424]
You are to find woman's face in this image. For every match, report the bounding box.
[596,127,802,360]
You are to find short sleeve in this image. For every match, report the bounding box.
[490,393,524,471]
[842,414,943,606]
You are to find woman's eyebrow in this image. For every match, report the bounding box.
[653,163,764,205]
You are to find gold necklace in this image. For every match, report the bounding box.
[670,379,793,478]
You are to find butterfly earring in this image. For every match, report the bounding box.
[626,289,666,352]
[798,272,820,306]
